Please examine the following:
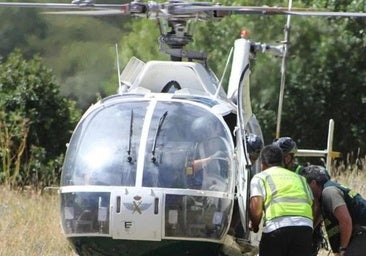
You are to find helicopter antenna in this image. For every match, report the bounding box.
[215,46,234,99]
[115,44,123,92]
[275,0,292,139]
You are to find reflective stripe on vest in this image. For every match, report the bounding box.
[257,166,313,222]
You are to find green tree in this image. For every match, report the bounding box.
[0,8,48,58]
[0,111,29,186]
[37,15,128,110]
[118,19,168,65]
[1,6,129,110]
[0,50,80,187]
[281,16,366,154]
[252,0,366,155]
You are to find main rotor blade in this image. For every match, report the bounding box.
[0,2,121,9]
[0,2,75,8]
[0,1,365,18]
[42,9,125,16]
[0,2,139,16]
[175,5,366,18]
[283,10,366,17]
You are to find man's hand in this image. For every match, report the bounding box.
[249,221,259,233]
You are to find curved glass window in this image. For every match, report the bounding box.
[164,194,232,239]
[142,101,233,192]
[61,98,235,241]
[62,101,147,186]
[62,99,234,192]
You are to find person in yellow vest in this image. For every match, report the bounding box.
[249,144,314,256]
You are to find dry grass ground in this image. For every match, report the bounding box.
[0,167,365,256]
[0,186,76,256]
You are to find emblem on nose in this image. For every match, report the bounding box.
[123,195,152,214]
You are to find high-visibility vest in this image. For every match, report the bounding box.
[256,166,313,223]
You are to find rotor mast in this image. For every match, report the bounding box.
[157,18,207,61]
[123,0,229,61]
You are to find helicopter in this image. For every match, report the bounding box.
[1,1,366,256]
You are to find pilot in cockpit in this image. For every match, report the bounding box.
[187,116,229,190]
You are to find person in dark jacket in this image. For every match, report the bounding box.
[272,136,302,173]
[274,137,329,255]
[300,165,366,256]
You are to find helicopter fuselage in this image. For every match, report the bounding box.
[59,58,252,255]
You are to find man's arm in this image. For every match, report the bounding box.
[312,198,323,228]
[323,186,352,252]
[249,195,263,233]
[334,205,352,250]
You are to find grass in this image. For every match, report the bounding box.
[0,186,76,256]
[0,159,365,256]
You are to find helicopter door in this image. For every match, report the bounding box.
[233,50,253,238]
[110,189,163,241]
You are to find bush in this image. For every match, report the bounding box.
[0,50,80,188]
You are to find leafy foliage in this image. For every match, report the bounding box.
[275,4,366,154]
[38,16,128,110]
[0,51,80,187]
[0,8,127,110]
[118,19,168,65]
[0,8,48,58]
[0,111,29,186]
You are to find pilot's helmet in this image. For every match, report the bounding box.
[246,133,263,160]
[299,165,331,186]
[273,136,297,155]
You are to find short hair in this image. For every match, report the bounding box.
[299,165,330,186]
[260,144,283,167]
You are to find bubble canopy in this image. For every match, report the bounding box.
[61,97,234,192]
[60,97,236,242]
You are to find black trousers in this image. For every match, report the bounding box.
[345,227,366,256]
[259,226,313,256]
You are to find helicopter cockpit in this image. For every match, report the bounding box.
[60,94,235,242]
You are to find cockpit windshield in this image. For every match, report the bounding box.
[62,101,146,186]
[62,98,234,193]
[142,101,232,192]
